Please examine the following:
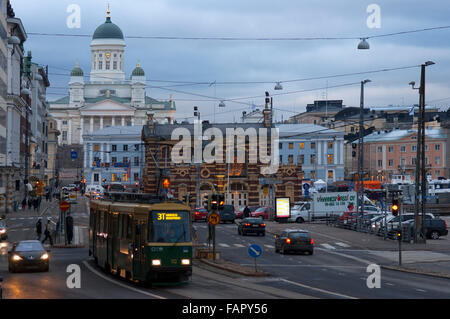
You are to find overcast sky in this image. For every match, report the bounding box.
[10,0,450,122]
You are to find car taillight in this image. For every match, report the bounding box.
[286,238,291,244]
[195,212,200,215]
[261,223,266,227]
[445,220,447,229]
[245,223,251,227]
[310,238,314,245]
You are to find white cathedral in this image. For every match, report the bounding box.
[49,9,176,145]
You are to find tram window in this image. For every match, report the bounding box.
[122,215,127,239]
[118,214,123,238]
[127,215,133,239]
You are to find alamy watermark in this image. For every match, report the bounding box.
[66,4,81,29]
[171,121,280,175]
[366,263,381,288]
[66,264,81,289]
[366,4,381,29]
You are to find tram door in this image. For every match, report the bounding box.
[132,218,147,280]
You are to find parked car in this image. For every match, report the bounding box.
[107,183,126,192]
[86,185,104,197]
[235,206,259,219]
[192,208,208,222]
[220,205,235,223]
[385,213,435,232]
[0,219,7,240]
[8,240,50,273]
[275,229,314,255]
[251,206,274,220]
[237,217,266,236]
[403,218,448,240]
[338,211,358,225]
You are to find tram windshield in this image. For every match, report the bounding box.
[149,211,191,243]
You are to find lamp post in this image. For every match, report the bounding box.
[358,79,371,230]
[410,61,435,243]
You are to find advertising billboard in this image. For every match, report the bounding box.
[313,192,357,214]
[275,197,290,218]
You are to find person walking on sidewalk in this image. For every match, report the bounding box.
[21,198,26,211]
[41,219,54,246]
[36,218,42,240]
[66,212,74,245]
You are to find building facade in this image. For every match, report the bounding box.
[277,124,345,183]
[349,128,447,183]
[49,10,176,147]
[82,125,144,187]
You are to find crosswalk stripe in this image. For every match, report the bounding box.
[264,244,274,249]
[233,244,245,248]
[335,242,350,248]
[218,243,230,247]
[320,243,336,250]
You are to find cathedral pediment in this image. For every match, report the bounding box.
[80,99,135,115]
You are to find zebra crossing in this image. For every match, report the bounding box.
[200,241,352,251]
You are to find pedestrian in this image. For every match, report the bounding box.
[243,205,251,218]
[36,217,42,240]
[66,212,74,245]
[21,198,26,211]
[33,198,38,212]
[37,196,42,211]
[45,191,50,202]
[28,198,32,210]
[41,219,53,246]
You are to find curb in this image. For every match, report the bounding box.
[51,244,85,249]
[198,258,270,277]
[381,264,450,280]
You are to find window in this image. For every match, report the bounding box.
[436,170,440,176]
[288,155,293,164]
[435,144,441,151]
[122,173,128,182]
[310,171,315,179]
[328,154,333,164]
[134,144,140,151]
[378,160,382,167]
[412,157,416,165]
[401,158,406,166]
[299,142,305,149]
[425,145,429,151]
[62,120,68,125]
[106,61,110,70]
[134,157,139,166]
[279,155,283,163]
[94,144,100,152]
[310,142,315,149]
[111,157,117,164]
[328,142,333,149]
[310,154,316,164]
[328,170,334,179]
[298,154,304,164]
[123,157,129,164]
[400,146,406,152]
[123,144,128,151]
[377,146,382,153]
[388,146,393,152]
[412,145,417,152]
[288,143,293,150]
[134,173,139,181]
[435,157,441,165]
[62,131,67,141]
[112,144,117,151]
[94,174,99,182]
[112,173,117,182]
[113,61,117,70]
[279,143,282,149]
[388,159,394,166]
[98,61,103,69]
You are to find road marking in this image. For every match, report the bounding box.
[335,242,350,248]
[233,244,245,248]
[82,260,166,299]
[386,283,395,286]
[218,243,230,247]
[280,278,358,299]
[320,243,336,250]
[415,288,427,293]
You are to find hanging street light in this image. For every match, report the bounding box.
[274,82,283,90]
[358,38,370,50]
[218,100,226,107]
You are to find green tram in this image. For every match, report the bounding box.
[89,193,193,283]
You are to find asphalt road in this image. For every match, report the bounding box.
[194,220,450,299]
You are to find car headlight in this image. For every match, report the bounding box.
[41,253,49,260]
[0,229,6,234]
[181,259,190,265]
[152,259,161,266]
[13,254,23,261]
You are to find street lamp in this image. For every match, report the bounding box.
[410,60,435,244]
[357,79,371,230]
[358,38,370,50]
[274,82,283,90]
[218,100,226,108]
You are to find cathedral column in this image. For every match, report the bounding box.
[131,118,135,126]
[80,117,84,143]
[68,119,72,144]
[121,117,125,126]
[111,116,115,126]
[100,116,104,130]
[90,116,94,132]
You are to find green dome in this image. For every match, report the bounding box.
[71,65,84,76]
[92,17,124,40]
[131,65,145,77]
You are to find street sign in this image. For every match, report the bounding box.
[248,244,262,258]
[275,197,290,219]
[70,151,78,160]
[59,201,70,212]
[208,212,220,226]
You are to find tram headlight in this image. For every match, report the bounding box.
[152,259,161,266]
[181,259,190,265]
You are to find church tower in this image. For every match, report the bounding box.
[89,5,126,82]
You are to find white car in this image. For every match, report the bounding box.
[86,185,104,197]
[288,202,311,223]
[62,184,77,192]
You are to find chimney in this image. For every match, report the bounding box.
[263,91,272,128]
[146,112,155,134]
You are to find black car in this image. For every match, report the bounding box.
[0,219,7,240]
[220,205,235,224]
[237,218,266,236]
[275,229,314,255]
[8,240,50,273]
[404,218,448,240]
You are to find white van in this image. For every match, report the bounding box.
[288,202,311,223]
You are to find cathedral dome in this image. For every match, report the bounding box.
[131,63,145,77]
[71,62,84,76]
[92,16,124,40]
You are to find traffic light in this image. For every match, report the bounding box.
[218,193,225,210]
[396,230,402,240]
[392,198,399,216]
[210,193,218,211]
[203,194,209,210]
[162,178,170,189]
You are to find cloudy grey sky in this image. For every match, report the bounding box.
[10,0,450,122]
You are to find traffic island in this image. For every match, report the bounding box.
[195,248,221,260]
[199,258,270,277]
